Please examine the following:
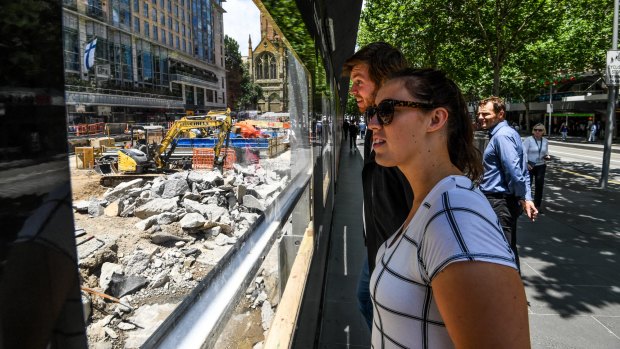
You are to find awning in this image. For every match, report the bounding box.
[545,113,594,117]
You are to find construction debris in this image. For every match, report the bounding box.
[73,154,290,348]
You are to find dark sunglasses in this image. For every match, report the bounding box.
[365,99,435,126]
[534,129,544,132]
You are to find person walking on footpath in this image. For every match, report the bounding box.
[523,123,551,212]
[343,118,349,141]
[588,121,598,142]
[358,120,367,140]
[342,42,412,329]
[478,96,537,269]
[349,120,359,150]
[368,68,530,348]
[560,122,568,141]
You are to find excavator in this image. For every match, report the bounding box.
[95,108,232,178]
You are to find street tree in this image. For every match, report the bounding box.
[359,0,570,96]
[225,35,243,109]
[224,35,263,110]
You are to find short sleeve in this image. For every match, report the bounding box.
[418,189,517,282]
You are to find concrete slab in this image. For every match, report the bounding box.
[319,299,370,347]
[529,313,620,349]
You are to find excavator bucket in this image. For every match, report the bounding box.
[94,160,118,175]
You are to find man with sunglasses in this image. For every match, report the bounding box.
[342,42,413,329]
[477,96,537,269]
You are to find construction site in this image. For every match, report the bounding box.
[69,110,299,348]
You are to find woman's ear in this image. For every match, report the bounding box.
[427,107,449,132]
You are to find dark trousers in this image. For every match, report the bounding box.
[349,133,356,149]
[485,194,522,269]
[356,258,372,329]
[529,164,547,209]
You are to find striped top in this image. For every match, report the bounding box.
[370,175,517,348]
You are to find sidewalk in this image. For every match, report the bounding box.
[520,161,620,348]
[322,136,620,348]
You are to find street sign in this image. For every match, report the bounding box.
[546,104,553,113]
[606,50,620,86]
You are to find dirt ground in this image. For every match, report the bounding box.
[70,168,108,201]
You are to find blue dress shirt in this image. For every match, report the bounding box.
[480,120,532,201]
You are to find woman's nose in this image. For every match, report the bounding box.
[367,114,381,130]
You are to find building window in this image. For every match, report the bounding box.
[133,16,140,33]
[133,0,139,13]
[168,16,172,29]
[143,3,148,18]
[161,29,166,44]
[256,52,276,80]
[144,21,149,38]
[185,87,194,105]
[152,8,157,20]
[153,26,158,40]
[63,27,80,71]
[196,87,204,106]
[168,32,173,47]
[160,12,165,25]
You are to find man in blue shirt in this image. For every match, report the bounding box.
[478,96,537,268]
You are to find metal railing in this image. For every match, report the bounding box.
[65,86,184,108]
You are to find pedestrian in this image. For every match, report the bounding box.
[316,120,323,142]
[342,42,412,329]
[523,123,551,212]
[343,118,349,140]
[348,120,358,150]
[560,122,568,141]
[368,68,530,348]
[358,120,367,140]
[588,122,597,142]
[478,96,537,269]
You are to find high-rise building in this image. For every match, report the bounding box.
[62,0,227,123]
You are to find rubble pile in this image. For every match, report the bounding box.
[74,161,291,348]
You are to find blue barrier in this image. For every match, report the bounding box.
[175,137,270,149]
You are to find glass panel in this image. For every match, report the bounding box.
[1,1,88,347]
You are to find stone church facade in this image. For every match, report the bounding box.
[247,13,288,112]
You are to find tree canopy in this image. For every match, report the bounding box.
[358,0,613,99]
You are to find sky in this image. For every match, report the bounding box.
[222,0,261,56]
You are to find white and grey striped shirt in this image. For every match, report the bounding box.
[370,175,517,348]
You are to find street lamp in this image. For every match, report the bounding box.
[547,84,554,134]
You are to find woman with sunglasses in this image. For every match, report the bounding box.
[523,123,551,212]
[367,68,530,348]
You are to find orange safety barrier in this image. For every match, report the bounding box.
[192,148,215,170]
[192,148,237,170]
[222,148,237,170]
[244,147,260,165]
[75,122,106,136]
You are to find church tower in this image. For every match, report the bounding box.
[248,13,288,112]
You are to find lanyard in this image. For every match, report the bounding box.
[534,138,543,161]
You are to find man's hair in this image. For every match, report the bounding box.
[479,96,506,114]
[342,42,408,87]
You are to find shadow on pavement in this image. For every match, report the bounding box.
[519,159,620,318]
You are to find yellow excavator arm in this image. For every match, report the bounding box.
[153,108,232,169]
